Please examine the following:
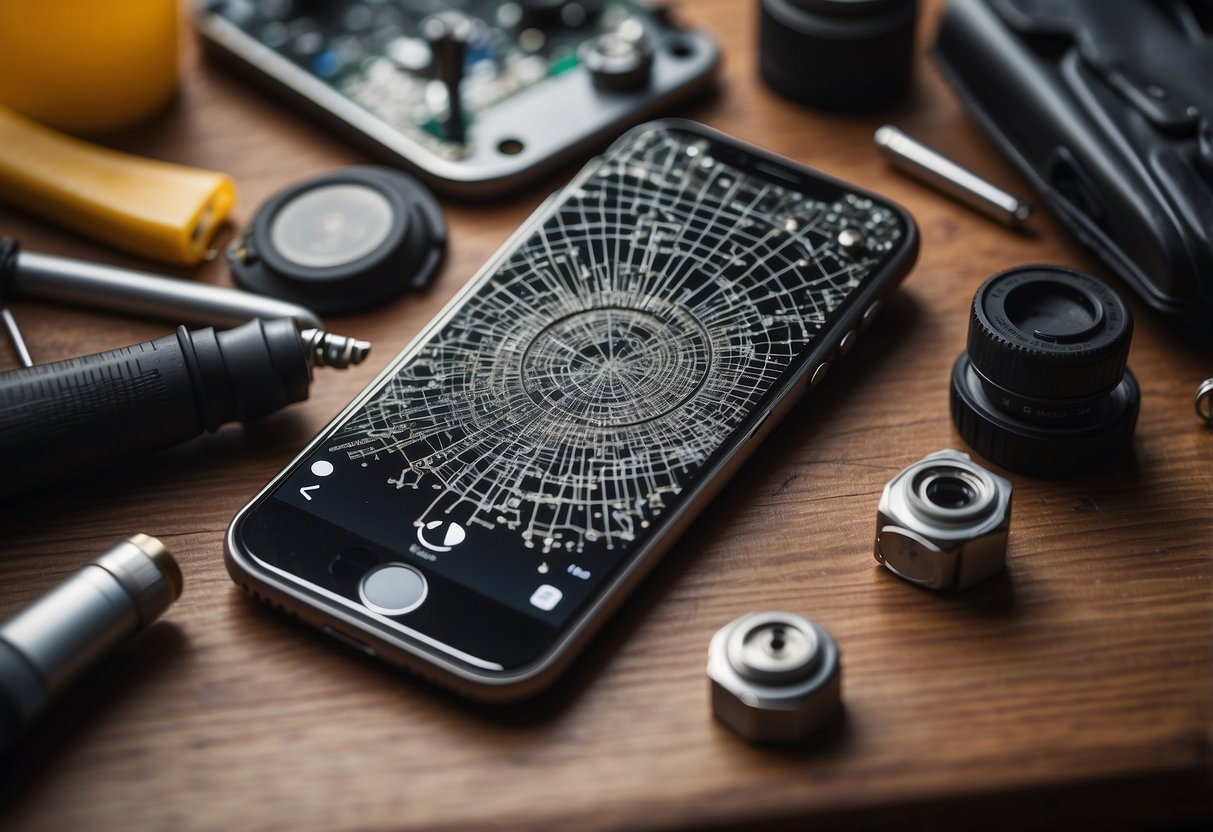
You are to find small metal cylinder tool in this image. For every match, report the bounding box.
[874,125,1031,228]
[0,534,182,750]
[0,237,324,331]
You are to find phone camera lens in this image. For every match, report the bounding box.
[950,264,1140,476]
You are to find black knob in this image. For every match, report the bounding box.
[967,265,1133,404]
[950,265,1140,477]
[580,31,653,92]
[759,0,918,109]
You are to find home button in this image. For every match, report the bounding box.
[359,563,428,616]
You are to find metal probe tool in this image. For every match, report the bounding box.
[874,125,1032,229]
[0,534,182,751]
[0,318,370,500]
[0,237,324,331]
[0,308,33,368]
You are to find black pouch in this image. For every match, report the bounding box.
[935,0,1213,334]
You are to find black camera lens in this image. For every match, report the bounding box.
[950,265,1140,477]
[758,0,918,109]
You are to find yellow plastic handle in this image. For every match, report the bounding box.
[0,105,237,265]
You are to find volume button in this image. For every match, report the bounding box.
[807,361,830,391]
[860,299,883,331]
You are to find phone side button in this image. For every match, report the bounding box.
[359,563,429,616]
[323,625,376,657]
[838,328,859,356]
[860,299,883,331]
[807,361,830,391]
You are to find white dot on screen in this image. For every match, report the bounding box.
[311,460,335,477]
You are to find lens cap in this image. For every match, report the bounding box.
[951,265,1140,477]
[228,167,445,316]
[759,0,918,109]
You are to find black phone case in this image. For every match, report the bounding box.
[934,0,1213,333]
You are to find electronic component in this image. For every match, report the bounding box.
[0,318,370,500]
[194,0,720,196]
[935,0,1213,331]
[580,28,653,92]
[707,612,842,744]
[950,265,1140,477]
[228,167,445,315]
[874,125,1031,228]
[875,449,1012,590]
[0,105,235,266]
[759,0,918,109]
[0,237,323,332]
[0,534,182,751]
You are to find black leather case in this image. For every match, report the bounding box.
[935,0,1213,333]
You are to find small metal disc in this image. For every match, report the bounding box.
[228,166,446,316]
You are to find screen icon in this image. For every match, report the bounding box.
[529,584,563,611]
[416,520,466,552]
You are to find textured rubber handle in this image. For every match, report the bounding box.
[0,319,309,500]
[0,330,204,498]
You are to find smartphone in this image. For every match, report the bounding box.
[226,120,918,700]
[194,0,719,197]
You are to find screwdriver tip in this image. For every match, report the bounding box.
[301,330,372,370]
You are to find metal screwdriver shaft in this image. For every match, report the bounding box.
[874,125,1031,229]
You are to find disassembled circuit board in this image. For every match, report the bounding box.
[196,1,720,194]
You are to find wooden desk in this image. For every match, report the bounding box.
[2,2,1210,828]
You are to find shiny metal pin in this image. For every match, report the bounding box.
[875,125,1031,229]
[1,307,33,367]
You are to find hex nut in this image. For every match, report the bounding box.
[707,612,841,744]
[874,449,1012,590]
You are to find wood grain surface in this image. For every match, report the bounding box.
[1,1,1210,829]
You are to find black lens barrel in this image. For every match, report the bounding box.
[951,265,1140,477]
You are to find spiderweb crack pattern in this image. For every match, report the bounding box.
[331,128,903,555]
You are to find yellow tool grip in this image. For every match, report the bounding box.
[0,105,237,265]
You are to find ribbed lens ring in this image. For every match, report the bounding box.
[967,265,1132,402]
[951,265,1140,477]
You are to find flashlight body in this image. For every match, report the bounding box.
[0,535,182,750]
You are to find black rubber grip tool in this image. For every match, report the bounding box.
[0,317,370,500]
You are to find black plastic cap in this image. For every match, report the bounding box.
[967,265,1133,401]
[759,0,917,109]
[230,167,446,316]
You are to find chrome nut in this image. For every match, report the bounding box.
[874,449,1012,590]
[707,612,841,744]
